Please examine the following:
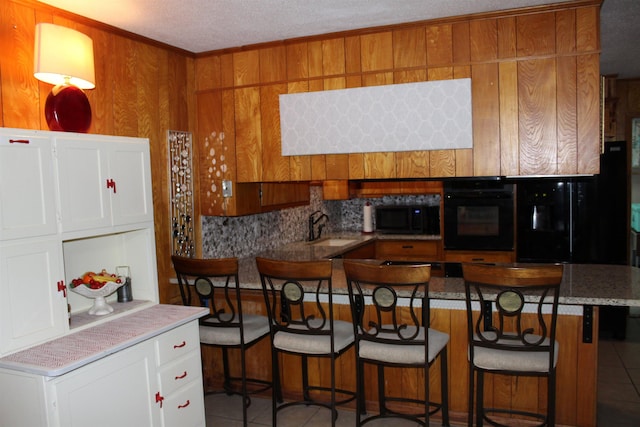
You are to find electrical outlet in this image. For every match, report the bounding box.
[222,180,232,198]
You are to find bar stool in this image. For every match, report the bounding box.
[255,257,356,426]
[343,260,450,427]
[462,262,563,427]
[171,255,273,427]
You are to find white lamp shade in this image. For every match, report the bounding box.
[34,23,95,90]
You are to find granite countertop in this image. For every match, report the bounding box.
[0,304,208,377]
[237,233,640,307]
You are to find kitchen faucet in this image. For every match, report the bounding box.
[308,211,329,241]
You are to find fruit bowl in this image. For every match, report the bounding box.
[71,280,125,315]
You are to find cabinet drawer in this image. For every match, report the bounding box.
[156,321,200,366]
[161,380,206,427]
[444,250,514,263]
[158,351,202,397]
[376,240,441,260]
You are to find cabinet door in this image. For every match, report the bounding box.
[108,140,153,226]
[0,239,67,356]
[53,339,159,427]
[0,131,57,240]
[54,137,111,232]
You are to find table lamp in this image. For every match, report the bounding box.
[34,23,95,133]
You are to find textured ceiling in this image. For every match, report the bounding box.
[38,0,640,79]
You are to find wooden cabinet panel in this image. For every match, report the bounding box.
[364,152,396,179]
[234,87,262,182]
[470,19,498,62]
[426,24,452,67]
[286,42,309,80]
[576,53,601,174]
[497,17,517,59]
[360,32,393,72]
[499,61,519,175]
[556,9,577,54]
[322,38,346,76]
[393,27,426,68]
[576,6,599,52]
[260,84,289,182]
[517,13,555,57]
[472,63,501,176]
[232,50,260,86]
[443,250,514,263]
[557,56,578,175]
[518,58,558,175]
[342,241,377,259]
[376,240,442,261]
[260,182,310,209]
[259,46,286,83]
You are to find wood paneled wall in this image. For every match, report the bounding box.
[195,1,602,188]
[0,0,195,304]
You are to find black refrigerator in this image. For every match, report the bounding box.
[515,140,629,338]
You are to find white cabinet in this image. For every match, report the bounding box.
[0,128,158,356]
[0,129,57,240]
[154,322,205,427]
[54,134,153,234]
[0,238,67,356]
[53,339,159,427]
[0,320,205,427]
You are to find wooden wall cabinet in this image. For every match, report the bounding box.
[197,91,310,216]
[194,3,602,188]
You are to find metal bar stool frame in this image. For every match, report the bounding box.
[256,257,357,427]
[462,262,563,427]
[343,260,450,427]
[172,255,275,427]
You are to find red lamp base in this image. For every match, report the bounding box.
[44,84,92,133]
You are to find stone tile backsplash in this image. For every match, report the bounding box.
[202,185,440,259]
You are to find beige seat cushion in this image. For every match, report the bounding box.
[199,314,270,346]
[359,326,449,364]
[471,336,559,372]
[273,320,354,355]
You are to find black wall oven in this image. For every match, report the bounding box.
[443,180,515,251]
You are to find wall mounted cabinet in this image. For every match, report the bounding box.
[195,3,602,192]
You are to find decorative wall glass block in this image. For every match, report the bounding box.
[169,130,195,257]
[279,78,472,155]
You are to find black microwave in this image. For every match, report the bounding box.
[375,205,440,235]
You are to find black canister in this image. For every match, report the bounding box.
[117,277,133,302]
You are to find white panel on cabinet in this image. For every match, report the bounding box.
[0,238,67,356]
[0,130,57,240]
[54,134,153,234]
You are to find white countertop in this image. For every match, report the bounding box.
[0,304,208,377]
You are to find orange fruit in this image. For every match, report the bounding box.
[82,272,95,284]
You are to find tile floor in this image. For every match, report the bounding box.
[205,310,640,426]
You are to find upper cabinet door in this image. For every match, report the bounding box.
[108,140,153,226]
[54,136,111,232]
[0,130,57,240]
[54,135,153,233]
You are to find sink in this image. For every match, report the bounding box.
[309,238,357,247]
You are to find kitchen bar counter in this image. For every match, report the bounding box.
[238,233,640,307]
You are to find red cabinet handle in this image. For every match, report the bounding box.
[57,281,67,297]
[173,341,186,349]
[155,392,164,408]
[178,400,190,409]
[9,139,29,144]
[106,179,117,193]
[175,371,188,380]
